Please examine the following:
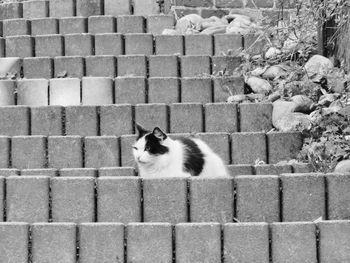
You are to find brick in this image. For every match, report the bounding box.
[79,223,124,263]
[0,57,21,78]
[88,15,116,34]
[35,34,63,57]
[99,167,136,177]
[84,136,119,168]
[143,177,187,223]
[81,76,113,105]
[213,76,245,102]
[181,77,212,103]
[54,56,84,78]
[12,136,46,169]
[0,177,2,219]
[100,104,133,136]
[23,57,53,79]
[65,33,93,56]
[95,33,123,55]
[85,56,116,78]
[3,18,30,37]
[326,173,350,220]
[201,8,229,18]
[6,176,49,222]
[49,0,75,17]
[281,173,325,221]
[240,102,273,132]
[77,0,102,16]
[176,223,221,263]
[17,78,49,106]
[120,134,137,167]
[177,0,213,7]
[231,132,267,164]
[31,18,58,35]
[267,132,303,163]
[223,222,269,263]
[59,17,87,34]
[180,55,210,77]
[21,168,58,177]
[134,0,159,15]
[244,33,267,55]
[196,132,230,164]
[31,106,63,136]
[246,0,274,8]
[0,169,18,177]
[212,55,241,76]
[0,80,15,105]
[155,35,184,55]
[0,223,28,263]
[227,164,254,176]
[104,0,131,16]
[214,34,243,55]
[318,220,350,262]
[170,103,203,133]
[0,37,4,57]
[48,136,83,168]
[148,55,178,77]
[117,55,147,77]
[116,15,144,33]
[0,136,9,168]
[65,106,98,136]
[292,163,313,173]
[135,103,168,132]
[147,15,175,34]
[125,33,154,55]
[127,223,172,263]
[59,168,97,177]
[0,106,29,135]
[205,102,238,133]
[255,164,292,175]
[49,78,81,106]
[271,222,317,263]
[32,223,76,263]
[115,77,146,104]
[185,34,213,55]
[97,177,141,222]
[23,0,48,19]
[0,2,23,20]
[148,77,180,103]
[5,36,33,57]
[236,175,280,222]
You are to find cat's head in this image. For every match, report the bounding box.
[132,124,170,167]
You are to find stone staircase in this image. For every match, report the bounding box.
[0,0,349,262]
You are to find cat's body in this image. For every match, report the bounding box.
[132,125,228,177]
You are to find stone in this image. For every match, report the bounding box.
[334,160,350,173]
[246,76,272,95]
[305,54,333,81]
[274,112,312,132]
[272,100,297,124]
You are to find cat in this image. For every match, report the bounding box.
[132,124,229,177]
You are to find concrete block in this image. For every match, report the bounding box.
[23,0,49,19]
[95,33,123,55]
[235,175,280,222]
[267,132,303,163]
[326,173,350,220]
[3,18,30,37]
[115,77,146,104]
[213,76,245,102]
[271,222,317,263]
[79,223,124,263]
[84,136,119,168]
[127,223,172,263]
[0,222,29,263]
[117,55,147,77]
[205,102,238,133]
[214,34,243,55]
[65,33,93,56]
[148,55,178,77]
[281,173,325,221]
[54,56,84,78]
[100,104,133,136]
[11,136,46,169]
[5,36,33,57]
[0,37,4,57]
[0,106,29,135]
[196,132,230,164]
[116,15,144,33]
[35,34,63,57]
[48,136,83,168]
[146,15,175,34]
[148,77,180,103]
[6,176,49,222]
[0,136,9,168]
[227,164,254,176]
[31,18,58,35]
[135,103,168,132]
[77,0,102,16]
[176,223,221,263]
[49,0,75,18]
[88,15,115,34]
[223,222,269,263]
[0,2,23,20]
[143,177,187,224]
[97,176,141,222]
[82,76,113,105]
[255,164,293,175]
[155,35,184,55]
[244,33,267,55]
[49,78,81,106]
[85,56,116,77]
[318,220,350,262]
[0,80,15,105]
[59,168,97,177]
[31,106,63,135]
[104,0,131,16]
[17,78,49,106]
[0,177,3,219]
[134,0,159,15]
[120,134,137,167]
[32,223,76,263]
[23,57,53,79]
[0,169,18,177]
[292,163,313,173]
[125,33,153,55]
[239,102,273,132]
[190,177,233,222]
[180,55,210,77]
[170,103,203,133]
[185,34,213,55]
[51,177,95,223]
[212,55,241,76]
[99,167,136,177]
[21,168,58,177]
[65,106,98,136]
[59,17,87,34]
[0,57,21,78]
[231,132,267,164]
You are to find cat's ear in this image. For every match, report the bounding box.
[153,127,167,141]
[135,123,149,139]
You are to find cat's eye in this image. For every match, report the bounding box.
[132,146,138,150]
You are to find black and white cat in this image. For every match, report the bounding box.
[132,124,228,177]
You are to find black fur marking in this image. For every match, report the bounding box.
[144,133,169,155]
[178,137,204,176]
[136,124,149,139]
